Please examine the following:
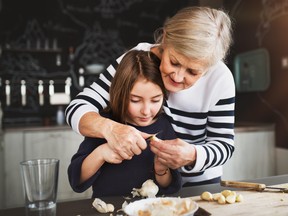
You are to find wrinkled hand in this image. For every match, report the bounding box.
[150,138,196,169]
[104,121,148,160]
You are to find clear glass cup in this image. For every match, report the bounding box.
[20,158,59,216]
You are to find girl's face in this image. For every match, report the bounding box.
[159,46,208,93]
[126,78,163,127]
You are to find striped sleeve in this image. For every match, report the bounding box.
[65,43,153,134]
[65,63,117,134]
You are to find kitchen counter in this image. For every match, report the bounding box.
[3,124,71,132]
[235,122,275,132]
[1,174,287,216]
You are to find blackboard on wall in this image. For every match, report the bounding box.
[0,0,191,128]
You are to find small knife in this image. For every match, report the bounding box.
[221,180,288,193]
[146,131,162,141]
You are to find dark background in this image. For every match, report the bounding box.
[0,0,190,127]
[1,0,288,149]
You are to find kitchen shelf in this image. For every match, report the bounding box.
[2,48,62,53]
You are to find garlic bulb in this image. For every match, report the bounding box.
[132,179,159,198]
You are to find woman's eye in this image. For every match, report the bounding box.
[187,69,197,76]
[171,61,179,66]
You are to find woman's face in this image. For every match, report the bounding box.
[126,78,164,127]
[159,46,207,93]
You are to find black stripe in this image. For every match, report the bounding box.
[93,79,110,93]
[111,60,119,73]
[67,103,85,126]
[168,106,208,119]
[216,96,235,105]
[208,121,234,129]
[207,145,217,169]
[76,95,104,110]
[180,171,204,177]
[175,131,206,142]
[166,115,207,130]
[202,145,210,171]
[206,130,234,140]
[208,110,234,117]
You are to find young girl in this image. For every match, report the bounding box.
[68,50,181,197]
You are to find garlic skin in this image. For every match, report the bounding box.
[132,179,159,198]
[92,198,114,213]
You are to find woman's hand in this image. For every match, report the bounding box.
[102,119,148,160]
[79,112,148,160]
[150,138,196,169]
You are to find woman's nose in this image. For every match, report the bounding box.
[172,67,185,82]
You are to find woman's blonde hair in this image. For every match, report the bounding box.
[108,50,165,124]
[155,6,233,67]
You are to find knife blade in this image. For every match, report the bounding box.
[221,180,288,193]
[146,131,162,141]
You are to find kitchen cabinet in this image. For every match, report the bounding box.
[2,127,92,209]
[222,123,276,181]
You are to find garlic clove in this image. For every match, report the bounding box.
[201,191,213,201]
[92,198,115,213]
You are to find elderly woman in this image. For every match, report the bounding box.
[66,6,235,187]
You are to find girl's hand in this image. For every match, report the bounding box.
[154,155,168,175]
[99,144,124,164]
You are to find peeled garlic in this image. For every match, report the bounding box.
[131,179,159,198]
[226,194,236,204]
[221,190,232,198]
[217,195,226,204]
[201,191,213,201]
[201,190,244,205]
[150,135,160,142]
[92,198,114,213]
[212,193,222,201]
[236,194,244,202]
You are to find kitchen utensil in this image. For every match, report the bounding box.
[146,131,162,141]
[221,180,288,192]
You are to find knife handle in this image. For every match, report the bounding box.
[221,180,266,191]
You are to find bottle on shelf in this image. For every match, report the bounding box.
[56,106,65,126]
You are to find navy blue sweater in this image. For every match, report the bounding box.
[68,113,182,197]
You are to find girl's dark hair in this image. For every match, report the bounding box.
[108,50,166,123]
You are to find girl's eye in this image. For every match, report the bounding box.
[152,100,161,103]
[130,99,140,103]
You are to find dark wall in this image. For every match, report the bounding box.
[224,0,288,149]
[0,0,189,127]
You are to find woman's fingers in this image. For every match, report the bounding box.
[150,138,196,169]
[106,123,147,159]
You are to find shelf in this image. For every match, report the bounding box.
[2,48,62,53]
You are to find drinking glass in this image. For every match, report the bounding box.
[20,158,59,216]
